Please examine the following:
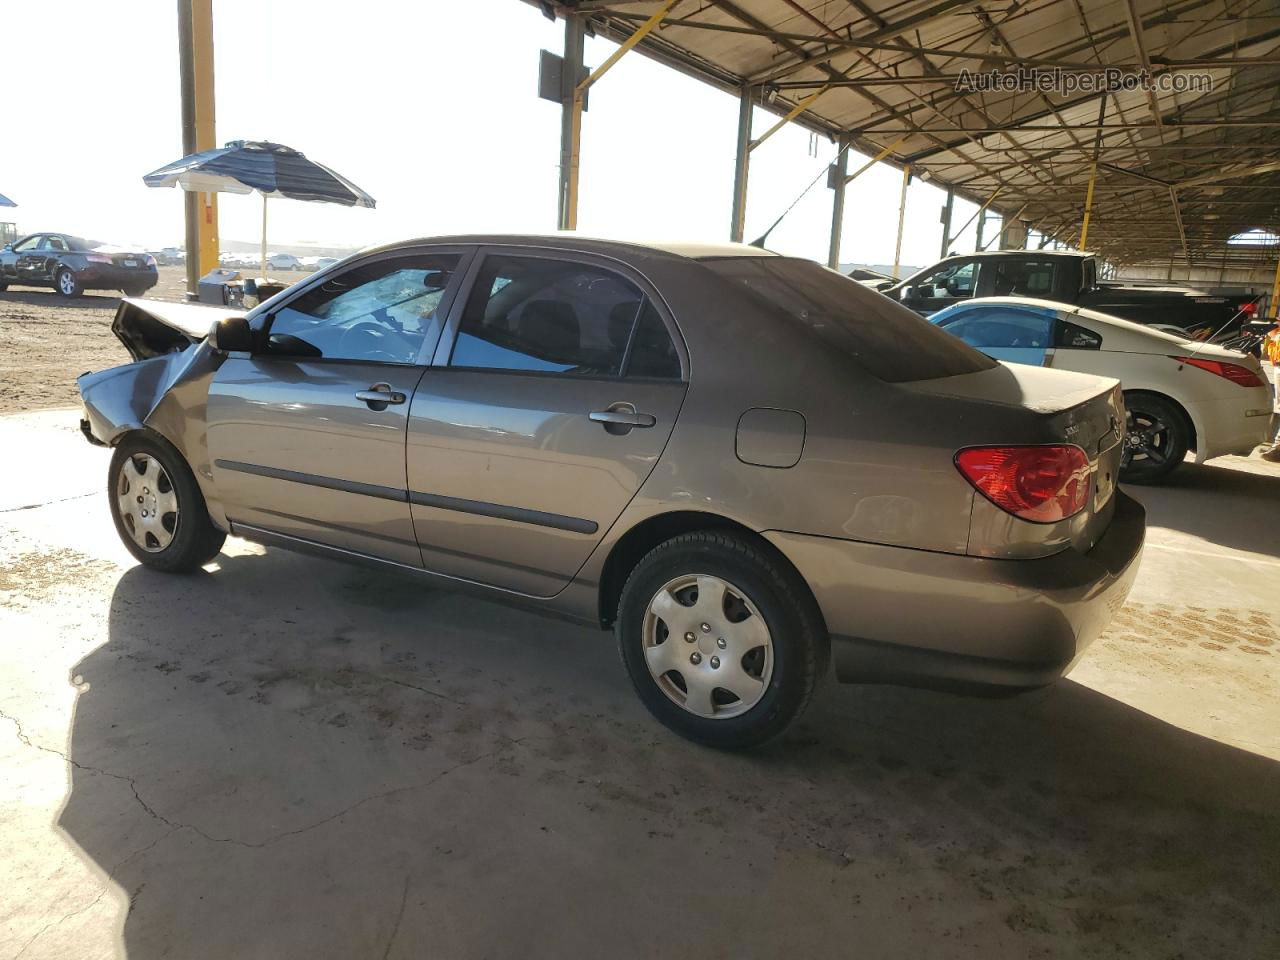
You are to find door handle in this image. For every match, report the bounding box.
[355,383,406,407]
[590,408,656,428]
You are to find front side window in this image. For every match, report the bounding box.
[914,260,977,299]
[450,255,670,377]
[266,253,460,364]
[937,307,1054,348]
[13,236,41,252]
[703,256,995,383]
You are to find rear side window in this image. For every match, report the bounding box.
[1056,319,1102,349]
[451,255,679,378]
[701,256,995,383]
[990,258,1057,296]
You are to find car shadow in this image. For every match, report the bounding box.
[55,549,1279,957]
[1124,459,1280,557]
[0,288,121,309]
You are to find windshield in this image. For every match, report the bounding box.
[700,256,997,383]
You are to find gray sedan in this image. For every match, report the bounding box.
[78,235,1144,747]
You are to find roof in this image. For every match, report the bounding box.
[367,233,780,260]
[531,1,1280,268]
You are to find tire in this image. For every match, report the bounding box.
[615,530,827,749]
[108,433,226,572]
[55,267,83,298]
[1121,392,1189,484]
[0,281,8,292]
[121,284,149,298]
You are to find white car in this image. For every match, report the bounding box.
[931,297,1274,482]
[267,253,302,270]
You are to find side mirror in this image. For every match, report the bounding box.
[2,243,11,252]
[212,315,253,353]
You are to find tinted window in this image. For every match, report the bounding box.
[937,307,1053,348]
[626,302,681,379]
[266,253,460,363]
[703,257,996,383]
[990,258,1056,296]
[1056,319,1102,349]
[13,236,40,252]
[451,255,645,377]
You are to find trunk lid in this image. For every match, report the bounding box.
[908,363,1124,557]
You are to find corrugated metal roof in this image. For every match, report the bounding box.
[528,0,1280,266]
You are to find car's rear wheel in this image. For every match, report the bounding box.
[1121,392,1189,484]
[616,531,826,749]
[108,433,225,572]
[56,268,83,298]
[121,283,149,297]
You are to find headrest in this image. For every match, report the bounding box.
[609,300,641,349]
[521,300,580,357]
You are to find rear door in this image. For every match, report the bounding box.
[206,247,471,566]
[406,247,687,596]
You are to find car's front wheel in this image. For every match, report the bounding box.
[55,267,83,298]
[616,531,827,748]
[1121,392,1189,484]
[108,433,226,572]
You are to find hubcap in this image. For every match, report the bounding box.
[1121,409,1170,468]
[116,454,180,552]
[642,574,773,719]
[59,272,74,294]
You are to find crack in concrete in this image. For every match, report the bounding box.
[1,707,508,852]
[0,491,96,514]
[12,887,108,959]
[381,872,413,960]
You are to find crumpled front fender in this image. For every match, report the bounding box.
[78,340,229,530]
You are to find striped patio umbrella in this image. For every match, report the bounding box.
[143,140,374,275]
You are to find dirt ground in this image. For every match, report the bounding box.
[0,268,189,414]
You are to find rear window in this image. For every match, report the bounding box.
[700,256,996,383]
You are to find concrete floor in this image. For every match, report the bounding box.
[1,409,1277,959]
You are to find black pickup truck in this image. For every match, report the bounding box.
[881,250,1251,334]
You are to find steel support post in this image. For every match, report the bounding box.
[177,0,219,295]
[557,16,585,231]
[939,187,954,258]
[892,164,910,278]
[827,142,848,268]
[730,87,752,242]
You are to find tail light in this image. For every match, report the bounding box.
[86,253,111,264]
[144,254,157,267]
[1173,355,1265,387]
[955,445,1091,524]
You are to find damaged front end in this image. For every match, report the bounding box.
[78,297,247,529]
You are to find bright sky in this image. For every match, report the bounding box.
[3,0,994,269]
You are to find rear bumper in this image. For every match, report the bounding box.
[765,491,1146,692]
[1184,392,1273,462]
[78,264,158,290]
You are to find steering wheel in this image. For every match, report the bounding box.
[336,321,414,363]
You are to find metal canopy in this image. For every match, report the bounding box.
[528,0,1280,266]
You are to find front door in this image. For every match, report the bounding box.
[407,250,687,596]
[206,249,469,566]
